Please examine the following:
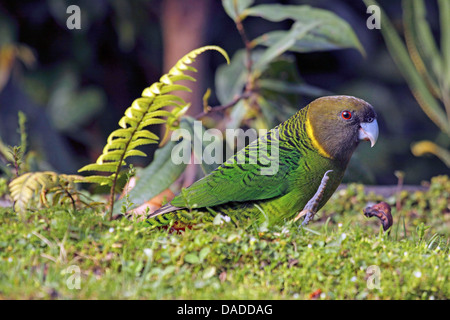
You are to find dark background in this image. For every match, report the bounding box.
[0,0,448,185]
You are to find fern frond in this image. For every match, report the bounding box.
[9,171,83,213]
[124,149,147,159]
[138,118,167,129]
[77,45,229,218]
[79,163,121,172]
[128,138,158,150]
[78,175,112,185]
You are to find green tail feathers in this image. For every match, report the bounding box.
[146,201,278,228]
[145,208,217,228]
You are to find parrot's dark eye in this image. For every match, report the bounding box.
[366,116,374,123]
[341,110,352,120]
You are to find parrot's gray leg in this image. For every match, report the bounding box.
[293,170,333,226]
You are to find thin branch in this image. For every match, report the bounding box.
[194,91,252,120]
[235,16,252,76]
[193,6,255,121]
[234,13,254,93]
[62,185,77,211]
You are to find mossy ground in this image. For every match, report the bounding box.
[0,176,449,299]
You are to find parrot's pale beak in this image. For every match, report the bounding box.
[359,119,379,147]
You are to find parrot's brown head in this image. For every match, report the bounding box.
[306,95,378,164]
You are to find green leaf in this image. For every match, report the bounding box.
[257,97,282,127]
[402,0,441,97]
[79,163,119,173]
[142,110,173,119]
[128,138,158,150]
[253,21,320,72]
[106,137,129,147]
[184,253,200,264]
[245,4,365,55]
[48,72,105,132]
[109,128,133,140]
[223,99,246,131]
[103,143,126,153]
[202,266,216,279]
[132,130,159,141]
[118,116,137,129]
[439,0,450,85]
[153,94,186,105]
[138,118,167,128]
[160,84,192,94]
[124,149,147,159]
[258,79,332,97]
[78,175,113,186]
[96,151,122,163]
[183,117,221,175]
[130,97,151,111]
[411,140,450,167]
[124,107,144,120]
[222,0,254,20]
[164,74,197,83]
[363,0,450,136]
[199,247,211,262]
[403,0,442,80]
[215,49,248,105]
[253,30,357,53]
[256,56,317,117]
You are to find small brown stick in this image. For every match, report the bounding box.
[63,186,77,211]
[195,5,254,121]
[234,7,253,80]
[394,170,404,212]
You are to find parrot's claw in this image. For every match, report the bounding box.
[292,208,314,227]
[302,210,315,226]
[293,170,333,227]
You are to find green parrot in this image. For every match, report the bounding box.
[147,95,378,227]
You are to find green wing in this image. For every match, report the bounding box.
[171,129,300,208]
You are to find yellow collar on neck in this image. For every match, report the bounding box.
[305,117,333,159]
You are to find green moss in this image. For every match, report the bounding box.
[0,175,449,299]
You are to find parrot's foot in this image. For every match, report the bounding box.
[293,170,333,227]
